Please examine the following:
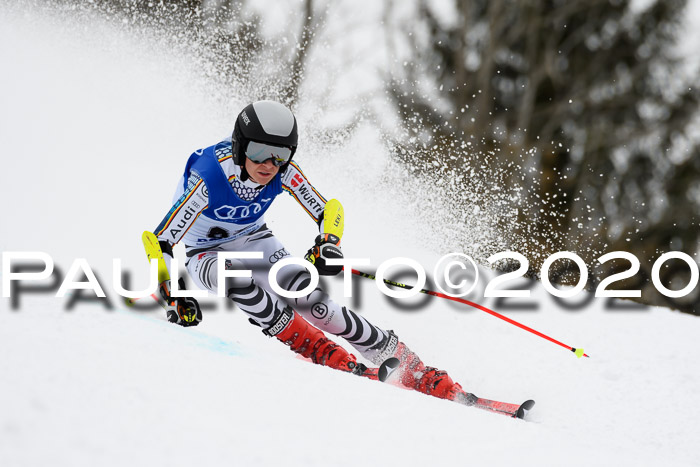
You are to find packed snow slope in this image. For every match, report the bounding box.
[1,7,699,467]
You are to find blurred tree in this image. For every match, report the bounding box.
[385,0,700,313]
[89,0,320,109]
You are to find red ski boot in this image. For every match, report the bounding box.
[263,306,361,374]
[414,367,464,400]
[367,331,463,400]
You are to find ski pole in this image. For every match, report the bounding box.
[123,294,160,307]
[350,268,589,358]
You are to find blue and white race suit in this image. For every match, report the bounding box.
[153,138,388,357]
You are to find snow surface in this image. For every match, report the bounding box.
[2,5,700,467]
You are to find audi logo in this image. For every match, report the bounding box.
[269,248,289,263]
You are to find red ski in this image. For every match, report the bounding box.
[452,391,535,419]
[297,353,536,419]
[376,357,535,419]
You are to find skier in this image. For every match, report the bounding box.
[151,100,463,400]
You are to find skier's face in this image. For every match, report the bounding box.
[245,157,280,185]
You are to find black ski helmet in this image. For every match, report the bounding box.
[232,100,298,172]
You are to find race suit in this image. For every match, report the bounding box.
[153,138,388,356]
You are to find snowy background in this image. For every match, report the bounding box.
[2,2,700,467]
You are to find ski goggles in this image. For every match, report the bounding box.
[244,141,293,167]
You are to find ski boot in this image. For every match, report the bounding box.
[263,306,367,375]
[366,331,463,400]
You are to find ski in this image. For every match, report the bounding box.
[452,391,535,419]
[376,357,535,419]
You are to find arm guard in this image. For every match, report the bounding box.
[321,198,344,239]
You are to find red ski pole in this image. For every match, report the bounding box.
[350,268,589,358]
